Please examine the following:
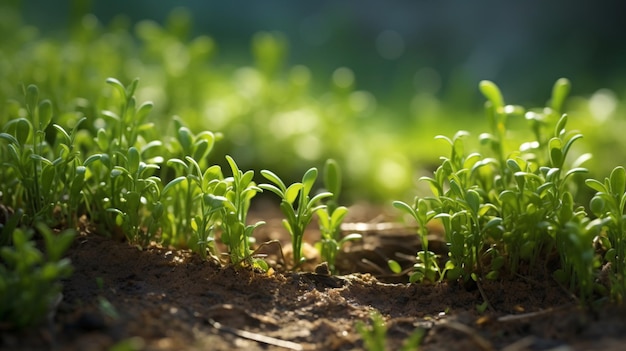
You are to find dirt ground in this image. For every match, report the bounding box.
[2,202,626,351]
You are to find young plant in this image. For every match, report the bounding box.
[86,77,163,239]
[398,78,599,301]
[587,166,626,303]
[219,155,265,267]
[162,155,221,255]
[104,146,162,246]
[355,311,425,351]
[161,120,217,248]
[393,198,443,283]
[0,224,75,329]
[162,155,265,268]
[316,159,361,274]
[260,167,332,268]
[0,85,90,228]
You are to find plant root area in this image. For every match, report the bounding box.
[3,206,626,351]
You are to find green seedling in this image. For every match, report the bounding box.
[396,78,603,302]
[260,167,332,268]
[104,146,162,246]
[355,311,424,351]
[219,155,265,268]
[161,119,217,248]
[0,224,75,329]
[163,155,221,254]
[86,78,163,240]
[0,85,89,228]
[316,159,361,274]
[163,155,265,268]
[587,166,626,303]
[393,198,442,283]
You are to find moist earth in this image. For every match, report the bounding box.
[2,203,626,351]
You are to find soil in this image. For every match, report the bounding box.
[2,202,626,351]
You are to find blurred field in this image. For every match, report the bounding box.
[2,1,625,202]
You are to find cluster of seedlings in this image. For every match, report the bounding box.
[1,77,625,334]
[1,6,626,350]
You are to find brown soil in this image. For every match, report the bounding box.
[2,203,626,351]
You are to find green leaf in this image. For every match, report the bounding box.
[484,217,502,230]
[184,156,202,179]
[323,159,341,198]
[52,124,71,145]
[499,190,518,210]
[0,132,18,145]
[260,169,287,193]
[259,183,283,198]
[609,166,626,197]
[177,127,193,155]
[15,118,32,146]
[205,194,228,209]
[106,77,127,99]
[562,133,582,159]
[95,128,109,151]
[330,206,349,228]
[225,155,240,179]
[285,183,303,204]
[38,99,53,130]
[162,176,187,196]
[193,139,210,160]
[340,233,362,244]
[388,259,402,274]
[554,114,568,137]
[135,101,153,122]
[25,84,39,114]
[589,196,605,217]
[279,201,298,228]
[585,179,607,193]
[479,80,504,108]
[548,137,563,167]
[125,78,140,99]
[550,78,571,114]
[127,147,140,175]
[465,189,480,214]
[448,178,464,199]
[419,176,441,197]
[301,167,318,197]
[393,200,417,220]
[316,208,330,229]
[309,192,333,206]
[38,223,75,262]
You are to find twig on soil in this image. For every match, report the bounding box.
[247,239,289,269]
[206,317,304,350]
[438,320,494,351]
[496,305,573,323]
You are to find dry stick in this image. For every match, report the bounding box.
[497,304,573,323]
[207,318,304,351]
[240,239,289,269]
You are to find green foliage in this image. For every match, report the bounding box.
[355,311,425,351]
[260,167,332,268]
[0,85,87,226]
[1,3,626,306]
[586,166,626,303]
[393,198,442,283]
[396,78,621,303]
[316,159,361,274]
[0,224,75,329]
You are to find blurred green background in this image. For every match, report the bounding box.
[3,0,626,202]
